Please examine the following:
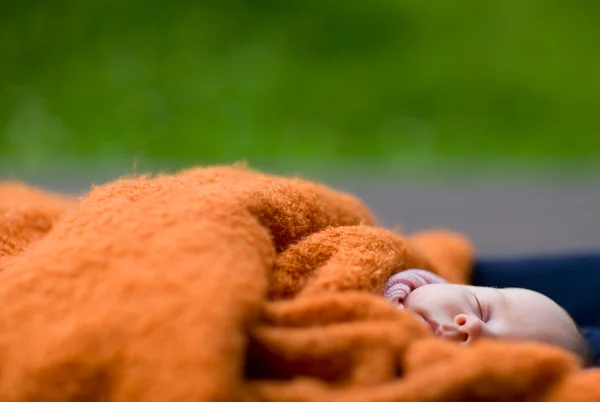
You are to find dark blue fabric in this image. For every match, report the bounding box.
[472,252,600,366]
[581,327,600,367]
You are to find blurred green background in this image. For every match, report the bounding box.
[1,0,600,170]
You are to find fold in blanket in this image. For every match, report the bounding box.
[0,165,597,401]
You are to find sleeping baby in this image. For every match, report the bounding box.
[383,269,595,367]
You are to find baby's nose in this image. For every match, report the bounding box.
[454,314,483,343]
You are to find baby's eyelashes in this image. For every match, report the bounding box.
[472,293,490,322]
[479,299,490,322]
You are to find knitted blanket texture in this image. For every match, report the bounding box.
[0,165,596,401]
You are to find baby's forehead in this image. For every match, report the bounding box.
[438,284,561,314]
[467,285,540,301]
[495,288,573,322]
[466,286,554,316]
[463,284,506,298]
[500,287,554,303]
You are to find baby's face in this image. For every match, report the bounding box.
[402,284,584,356]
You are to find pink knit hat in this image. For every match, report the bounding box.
[383,269,447,308]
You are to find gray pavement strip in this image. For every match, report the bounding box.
[2,164,599,257]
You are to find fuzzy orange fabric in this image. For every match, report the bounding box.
[0,165,597,401]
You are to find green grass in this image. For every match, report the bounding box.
[1,0,600,168]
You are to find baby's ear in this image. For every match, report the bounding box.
[406,230,474,284]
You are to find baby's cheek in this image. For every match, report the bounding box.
[401,292,419,310]
[404,288,440,309]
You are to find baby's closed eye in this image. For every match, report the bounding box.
[473,294,490,322]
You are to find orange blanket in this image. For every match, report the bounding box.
[0,165,596,401]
